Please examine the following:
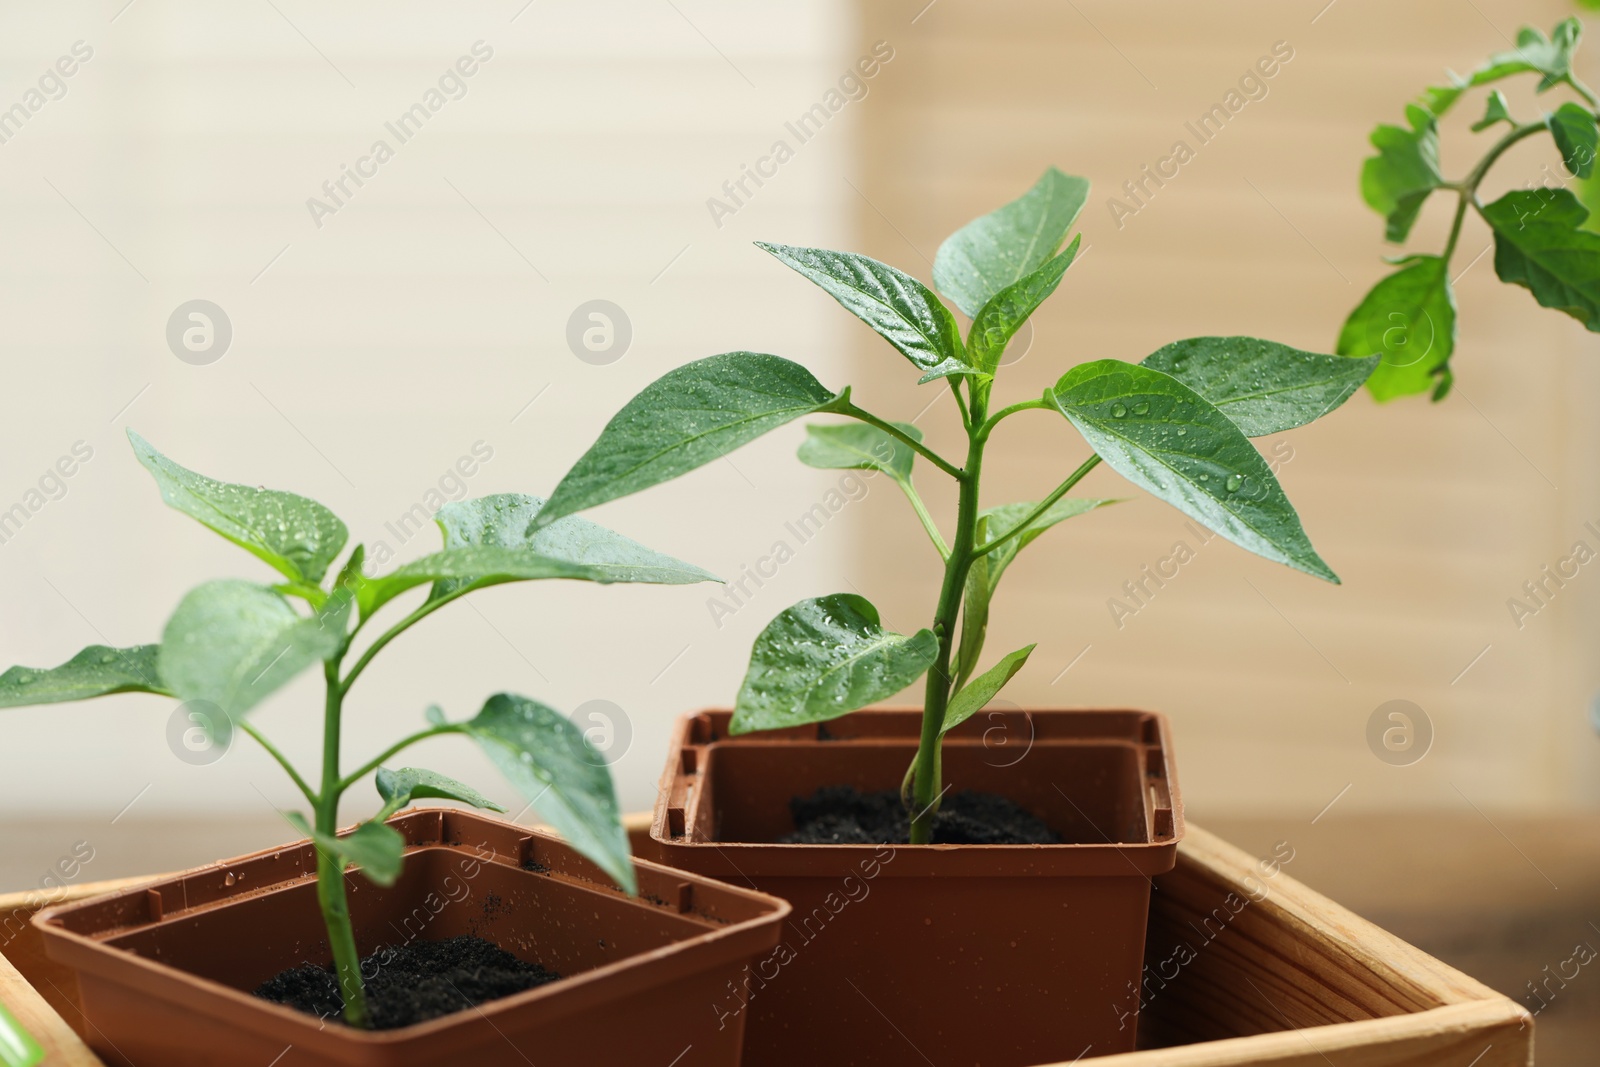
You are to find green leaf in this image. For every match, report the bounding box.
[732,594,938,734]
[536,353,845,529]
[796,422,920,482]
[1336,255,1456,402]
[1360,104,1442,243]
[1141,337,1378,437]
[128,430,348,584]
[158,580,348,731]
[1481,188,1600,331]
[1051,360,1336,582]
[375,767,506,815]
[967,235,1082,374]
[427,494,718,605]
[0,645,169,708]
[755,242,970,380]
[943,644,1035,734]
[979,498,1114,587]
[285,812,405,887]
[1420,18,1583,115]
[1548,102,1598,179]
[953,499,1112,686]
[458,693,634,894]
[933,167,1090,317]
[358,546,599,618]
[1471,90,1514,132]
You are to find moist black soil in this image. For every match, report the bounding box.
[255,934,559,1029]
[783,785,1060,844]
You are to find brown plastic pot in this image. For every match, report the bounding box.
[647,707,1183,1067]
[33,808,790,1067]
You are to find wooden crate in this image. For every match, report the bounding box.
[0,822,1531,1066]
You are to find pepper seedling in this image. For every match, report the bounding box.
[528,166,1378,844]
[0,432,717,1027]
[1338,16,1600,401]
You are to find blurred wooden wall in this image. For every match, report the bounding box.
[844,0,1600,816]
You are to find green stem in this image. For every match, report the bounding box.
[1567,75,1600,112]
[238,720,318,807]
[336,724,465,794]
[1442,120,1548,265]
[315,657,369,1029]
[341,584,482,694]
[908,387,989,845]
[835,400,964,480]
[947,377,972,429]
[894,477,950,560]
[977,397,1051,438]
[971,455,1102,558]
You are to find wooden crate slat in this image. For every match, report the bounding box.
[0,821,1531,1067]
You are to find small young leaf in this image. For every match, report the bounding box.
[1548,102,1599,179]
[285,812,406,887]
[1471,90,1514,132]
[1360,104,1443,243]
[1051,361,1336,582]
[159,580,348,728]
[1420,18,1583,115]
[128,430,348,584]
[933,167,1090,317]
[796,422,920,482]
[461,693,635,895]
[1336,255,1456,401]
[954,499,1113,685]
[966,235,1082,374]
[1481,188,1600,331]
[1141,337,1378,437]
[536,353,845,529]
[979,498,1114,586]
[375,767,506,814]
[427,494,718,605]
[732,594,938,735]
[755,242,970,380]
[943,644,1035,734]
[0,645,169,708]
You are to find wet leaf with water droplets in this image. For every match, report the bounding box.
[424,494,717,606]
[461,693,634,895]
[375,767,505,816]
[756,242,972,382]
[733,594,938,734]
[1051,360,1338,582]
[1142,337,1377,436]
[128,430,348,584]
[0,645,169,708]
[535,353,845,530]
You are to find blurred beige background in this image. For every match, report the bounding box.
[2,0,1599,1057]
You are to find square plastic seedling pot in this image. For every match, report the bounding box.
[33,809,790,1067]
[646,708,1183,1067]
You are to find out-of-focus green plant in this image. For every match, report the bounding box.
[1339,17,1600,401]
[0,433,717,1027]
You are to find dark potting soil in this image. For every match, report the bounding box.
[255,934,560,1030]
[783,785,1061,845]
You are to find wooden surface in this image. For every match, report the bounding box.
[0,820,1530,1067]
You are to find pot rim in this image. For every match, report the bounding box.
[651,706,1184,870]
[33,808,790,1046]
